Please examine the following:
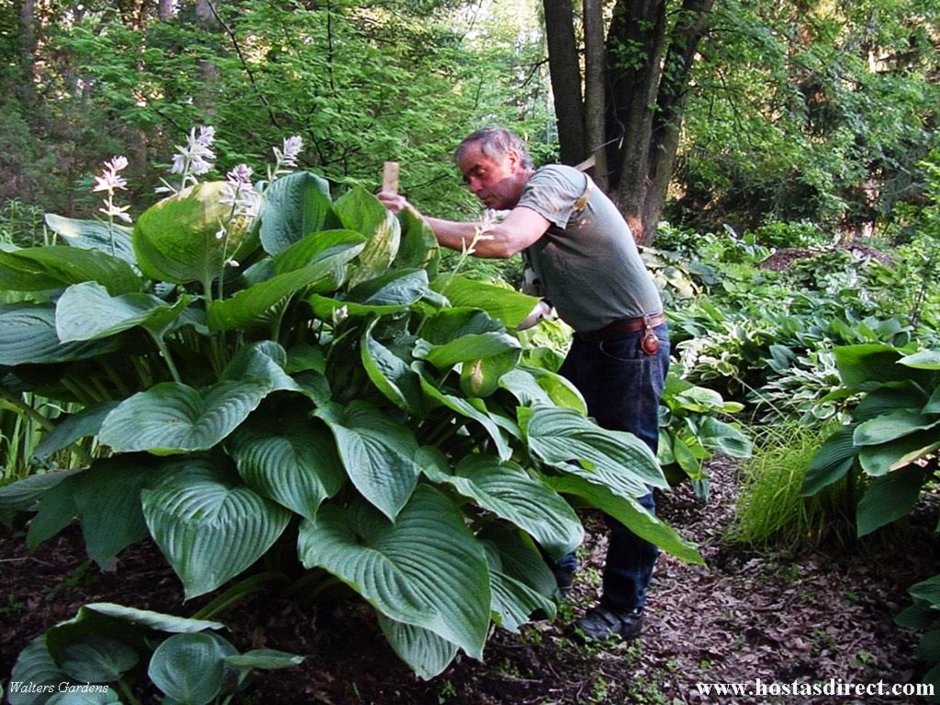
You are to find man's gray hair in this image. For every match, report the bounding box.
[455,127,533,170]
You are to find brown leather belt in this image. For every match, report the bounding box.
[575,312,666,342]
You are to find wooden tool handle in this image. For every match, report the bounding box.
[382,161,400,195]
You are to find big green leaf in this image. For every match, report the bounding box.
[833,344,923,390]
[361,319,424,414]
[55,282,189,342]
[419,331,521,370]
[901,349,940,370]
[415,365,513,460]
[547,475,703,564]
[856,464,928,536]
[141,458,291,598]
[298,484,490,660]
[133,181,252,285]
[82,603,224,633]
[432,274,539,328]
[460,350,521,397]
[377,617,459,681]
[148,632,234,705]
[0,245,141,294]
[314,401,420,519]
[421,453,582,559]
[99,380,271,455]
[332,187,401,287]
[59,634,139,683]
[802,425,858,495]
[521,406,667,496]
[71,457,154,567]
[208,251,359,331]
[498,367,587,414]
[859,430,940,476]
[226,416,345,522]
[8,635,70,705]
[309,268,429,319]
[260,171,333,254]
[485,551,556,632]
[392,205,440,277]
[0,303,121,365]
[0,469,77,523]
[853,409,940,446]
[44,213,136,264]
[699,417,752,458]
[33,402,119,460]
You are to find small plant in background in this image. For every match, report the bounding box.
[657,371,752,499]
[7,602,302,705]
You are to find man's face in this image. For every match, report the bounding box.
[457,141,526,210]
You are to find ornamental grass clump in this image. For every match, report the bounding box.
[0,129,699,682]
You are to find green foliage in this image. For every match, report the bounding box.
[657,372,752,499]
[7,602,302,705]
[0,137,699,679]
[672,0,939,234]
[804,343,939,693]
[728,421,857,550]
[802,345,939,535]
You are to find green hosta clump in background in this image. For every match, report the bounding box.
[0,131,700,685]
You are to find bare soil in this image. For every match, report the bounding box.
[2,458,937,704]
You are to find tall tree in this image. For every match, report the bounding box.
[543,0,716,244]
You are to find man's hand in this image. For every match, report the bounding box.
[517,299,553,331]
[377,190,411,214]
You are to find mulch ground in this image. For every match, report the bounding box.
[2,458,937,704]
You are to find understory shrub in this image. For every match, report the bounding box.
[0,130,700,684]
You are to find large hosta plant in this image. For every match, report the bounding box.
[0,136,699,680]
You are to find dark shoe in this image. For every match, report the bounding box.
[573,605,644,641]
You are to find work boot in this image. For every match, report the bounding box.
[573,605,644,641]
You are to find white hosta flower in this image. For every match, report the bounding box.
[274,135,304,168]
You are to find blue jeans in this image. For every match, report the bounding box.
[558,323,670,612]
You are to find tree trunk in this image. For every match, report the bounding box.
[582,0,608,189]
[542,0,585,166]
[158,0,176,21]
[544,0,716,245]
[17,0,37,103]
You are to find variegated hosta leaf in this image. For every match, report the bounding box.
[99,380,271,455]
[298,485,490,660]
[332,187,401,287]
[141,457,291,598]
[423,454,582,559]
[520,405,667,496]
[314,401,420,520]
[226,417,345,522]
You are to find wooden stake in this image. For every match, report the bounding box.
[382,161,400,195]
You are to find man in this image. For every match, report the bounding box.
[377,127,669,641]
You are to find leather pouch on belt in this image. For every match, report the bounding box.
[641,326,659,355]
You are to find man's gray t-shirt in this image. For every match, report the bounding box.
[516,164,662,333]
